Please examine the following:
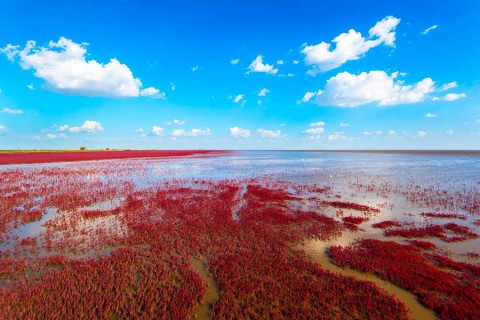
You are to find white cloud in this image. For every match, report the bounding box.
[340,122,349,127]
[388,130,397,136]
[46,133,66,139]
[171,129,186,137]
[1,107,23,114]
[0,125,8,135]
[439,81,457,91]
[302,16,400,74]
[310,71,435,107]
[443,93,466,101]
[67,120,104,134]
[446,130,454,136]
[27,84,35,90]
[293,60,299,64]
[140,87,166,99]
[248,55,278,74]
[1,37,162,98]
[57,125,70,132]
[192,66,199,72]
[421,25,438,35]
[425,113,436,118]
[327,133,348,141]
[165,119,187,126]
[258,129,281,138]
[171,128,211,137]
[309,121,325,127]
[230,127,250,138]
[233,94,245,103]
[190,128,211,136]
[230,59,239,65]
[363,130,383,136]
[258,88,270,97]
[277,60,285,65]
[417,131,427,138]
[150,126,164,136]
[170,83,176,91]
[135,128,144,133]
[303,127,325,134]
[298,91,322,104]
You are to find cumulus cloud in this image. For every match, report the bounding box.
[233,94,245,103]
[425,113,436,118]
[140,87,166,99]
[258,88,270,97]
[309,121,325,127]
[258,129,281,138]
[1,37,162,98]
[363,130,383,136]
[46,133,66,139]
[230,127,250,138]
[421,25,438,35]
[298,91,322,104]
[443,93,466,101]
[171,128,211,137]
[150,126,164,136]
[302,16,400,74]
[303,127,325,134]
[58,120,104,134]
[340,122,349,127]
[164,119,187,126]
[1,107,23,114]
[230,59,239,65]
[0,125,8,135]
[439,81,457,91]
[248,55,278,74]
[27,84,35,90]
[327,133,348,141]
[417,131,427,138]
[308,71,435,107]
[388,130,397,136]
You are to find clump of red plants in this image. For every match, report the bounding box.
[420,212,467,220]
[329,239,480,320]
[372,220,403,229]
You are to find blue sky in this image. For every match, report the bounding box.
[0,0,479,150]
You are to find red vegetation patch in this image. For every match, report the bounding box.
[383,223,478,243]
[385,224,446,239]
[420,212,467,220]
[372,220,403,229]
[0,248,206,319]
[329,239,480,320]
[408,240,436,250]
[324,201,380,213]
[246,184,301,202]
[342,216,369,224]
[0,150,227,165]
[209,247,408,319]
